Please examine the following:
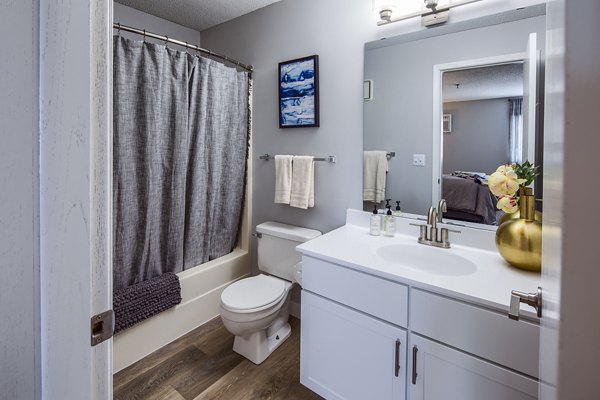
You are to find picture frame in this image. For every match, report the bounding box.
[278,55,320,128]
[443,113,452,133]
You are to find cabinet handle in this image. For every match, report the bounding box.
[412,345,418,385]
[394,339,401,377]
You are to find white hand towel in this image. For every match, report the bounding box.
[290,156,315,209]
[274,155,293,204]
[363,151,388,202]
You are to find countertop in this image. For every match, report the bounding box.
[296,209,542,320]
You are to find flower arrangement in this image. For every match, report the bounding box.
[488,161,540,214]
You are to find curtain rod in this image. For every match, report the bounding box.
[113,22,253,73]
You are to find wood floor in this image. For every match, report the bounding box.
[113,317,323,400]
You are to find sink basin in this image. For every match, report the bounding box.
[376,244,477,276]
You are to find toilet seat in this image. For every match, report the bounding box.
[221,275,286,313]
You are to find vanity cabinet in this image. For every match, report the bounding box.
[408,335,537,400]
[300,255,540,400]
[301,291,407,400]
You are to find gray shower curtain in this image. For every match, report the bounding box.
[113,36,249,291]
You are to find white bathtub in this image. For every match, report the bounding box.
[113,248,251,372]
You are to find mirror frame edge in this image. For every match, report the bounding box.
[431,52,530,232]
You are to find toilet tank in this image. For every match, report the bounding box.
[256,222,321,281]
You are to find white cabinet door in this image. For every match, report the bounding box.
[301,291,407,400]
[408,335,538,400]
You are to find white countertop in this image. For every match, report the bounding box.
[297,209,542,320]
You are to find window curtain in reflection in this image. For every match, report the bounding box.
[113,36,250,291]
[508,98,523,164]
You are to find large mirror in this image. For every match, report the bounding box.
[363,9,545,227]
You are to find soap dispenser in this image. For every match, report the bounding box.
[384,206,395,237]
[394,201,402,217]
[370,205,381,236]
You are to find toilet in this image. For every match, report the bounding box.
[219,221,321,364]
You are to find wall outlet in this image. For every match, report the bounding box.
[413,154,426,167]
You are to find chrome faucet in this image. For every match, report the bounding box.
[427,206,438,242]
[437,199,446,222]
[410,198,460,248]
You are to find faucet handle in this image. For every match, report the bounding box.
[437,222,461,233]
[409,222,430,241]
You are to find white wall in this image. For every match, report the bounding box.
[114,2,200,46]
[0,1,40,399]
[0,0,40,400]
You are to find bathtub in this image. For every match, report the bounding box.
[113,247,251,372]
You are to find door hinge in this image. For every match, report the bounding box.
[91,309,114,346]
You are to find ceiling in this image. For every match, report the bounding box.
[443,63,524,103]
[115,0,281,32]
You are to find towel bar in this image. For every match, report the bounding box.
[259,153,336,163]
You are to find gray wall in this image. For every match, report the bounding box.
[443,98,511,175]
[200,0,546,273]
[363,15,545,215]
[114,2,201,45]
[0,1,40,399]
[202,0,377,240]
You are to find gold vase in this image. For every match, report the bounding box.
[498,209,543,225]
[495,187,542,272]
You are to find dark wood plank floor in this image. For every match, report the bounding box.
[114,317,323,400]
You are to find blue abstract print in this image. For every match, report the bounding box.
[279,56,318,127]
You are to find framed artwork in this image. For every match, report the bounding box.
[278,55,319,128]
[443,113,452,133]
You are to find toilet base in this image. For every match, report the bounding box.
[232,321,292,365]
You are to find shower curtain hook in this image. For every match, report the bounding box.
[117,23,121,36]
[142,29,146,42]
[164,36,169,47]
[185,42,188,50]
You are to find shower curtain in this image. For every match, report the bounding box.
[113,36,250,291]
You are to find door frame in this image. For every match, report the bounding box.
[39,0,113,398]
[431,51,529,220]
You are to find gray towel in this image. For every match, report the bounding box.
[113,272,182,334]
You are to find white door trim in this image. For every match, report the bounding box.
[431,51,527,207]
[40,1,113,398]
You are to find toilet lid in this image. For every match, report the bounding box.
[221,275,286,311]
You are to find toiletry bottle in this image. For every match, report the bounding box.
[394,201,402,216]
[370,205,381,236]
[384,206,395,237]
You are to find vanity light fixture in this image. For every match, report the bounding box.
[376,0,484,27]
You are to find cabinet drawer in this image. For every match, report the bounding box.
[302,256,408,327]
[410,289,539,378]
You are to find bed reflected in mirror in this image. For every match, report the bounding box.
[441,63,524,226]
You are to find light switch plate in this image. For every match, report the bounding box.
[413,154,426,167]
